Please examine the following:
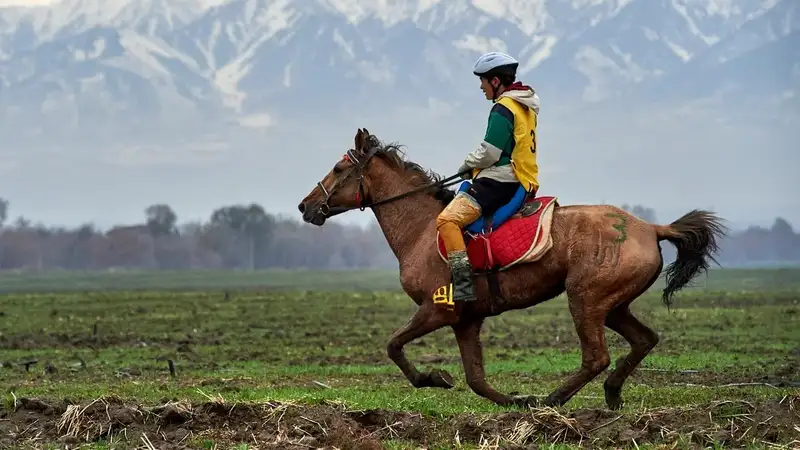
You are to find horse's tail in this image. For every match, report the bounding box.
[653,210,727,307]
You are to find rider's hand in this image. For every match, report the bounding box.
[458,164,471,179]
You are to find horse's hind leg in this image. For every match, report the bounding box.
[603,306,659,410]
[603,256,663,410]
[541,301,611,407]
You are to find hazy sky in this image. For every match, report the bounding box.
[1,102,797,233]
[0,0,53,5]
[0,0,796,232]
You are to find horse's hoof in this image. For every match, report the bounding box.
[604,385,623,410]
[605,395,624,410]
[511,395,540,408]
[428,369,455,389]
[541,394,562,408]
[607,399,623,410]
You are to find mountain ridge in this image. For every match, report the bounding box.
[0,0,795,137]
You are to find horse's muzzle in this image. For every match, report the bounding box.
[298,201,327,226]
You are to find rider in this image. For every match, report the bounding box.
[435,51,541,303]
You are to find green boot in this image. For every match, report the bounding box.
[448,250,476,302]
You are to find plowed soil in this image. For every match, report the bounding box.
[2,282,799,449]
[3,395,798,449]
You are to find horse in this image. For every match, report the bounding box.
[297,128,727,410]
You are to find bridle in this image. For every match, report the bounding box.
[314,145,379,218]
[313,141,468,219]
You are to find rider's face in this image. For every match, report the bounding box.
[479,76,494,100]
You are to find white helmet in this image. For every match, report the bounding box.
[472,52,519,77]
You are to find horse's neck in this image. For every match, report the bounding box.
[368,171,444,261]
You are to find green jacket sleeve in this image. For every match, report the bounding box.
[463,103,514,169]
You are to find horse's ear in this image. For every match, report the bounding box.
[357,127,372,153]
[354,127,367,152]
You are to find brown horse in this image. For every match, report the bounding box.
[298,128,727,410]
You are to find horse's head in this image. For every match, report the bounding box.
[298,127,381,226]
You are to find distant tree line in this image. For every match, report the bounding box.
[0,198,797,271]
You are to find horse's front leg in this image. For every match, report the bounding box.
[453,317,525,406]
[387,302,458,389]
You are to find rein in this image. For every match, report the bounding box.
[315,144,469,218]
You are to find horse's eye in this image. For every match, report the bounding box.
[333,164,343,174]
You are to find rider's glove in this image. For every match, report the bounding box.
[458,163,472,180]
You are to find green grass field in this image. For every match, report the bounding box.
[2,267,800,293]
[1,269,798,449]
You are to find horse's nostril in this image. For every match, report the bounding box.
[298,203,305,213]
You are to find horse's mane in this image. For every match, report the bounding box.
[366,135,456,205]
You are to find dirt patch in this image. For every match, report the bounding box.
[0,330,227,351]
[626,358,800,389]
[1,395,797,449]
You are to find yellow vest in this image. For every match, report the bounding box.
[496,95,539,192]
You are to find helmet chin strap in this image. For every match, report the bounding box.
[489,79,502,102]
[480,74,506,102]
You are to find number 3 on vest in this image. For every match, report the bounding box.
[530,130,536,154]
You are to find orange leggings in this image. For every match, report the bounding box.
[435,193,482,254]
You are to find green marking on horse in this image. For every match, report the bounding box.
[606,213,629,243]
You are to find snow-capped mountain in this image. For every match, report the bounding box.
[0,0,795,137]
[614,0,798,121]
[530,0,787,102]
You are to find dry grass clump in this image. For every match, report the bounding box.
[56,396,144,441]
[3,394,797,449]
